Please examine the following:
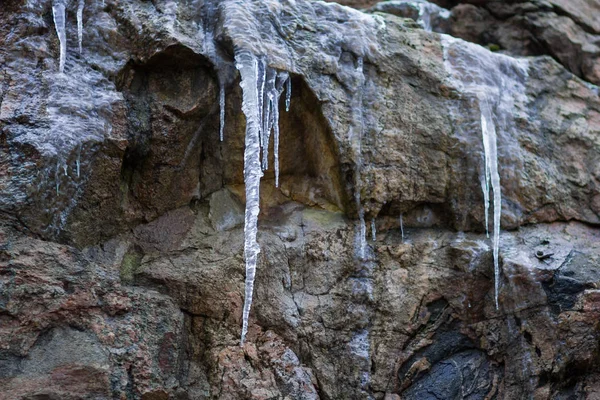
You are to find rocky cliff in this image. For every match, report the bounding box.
[1,0,600,399]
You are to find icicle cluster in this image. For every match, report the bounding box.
[235,49,291,345]
[441,35,528,309]
[51,0,85,73]
[256,61,289,187]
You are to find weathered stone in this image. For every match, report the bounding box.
[1,0,600,398]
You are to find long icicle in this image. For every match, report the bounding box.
[273,99,280,187]
[219,83,226,141]
[236,50,263,345]
[479,91,502,309]
[52,1,67,73]
[273,71,288,188]
[77,0,85,54]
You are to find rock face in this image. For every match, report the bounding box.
[367,0,600,85]
[1,0,600,399]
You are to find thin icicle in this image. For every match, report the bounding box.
[481,172,490,238]
[285,76,291,112]
[272,71,288,188]
[273,99,280,187]
[76,145,81,178]
[236,50,263,345]
[258,59,267,168]
[219,83,226,141]
[400,213,404,242]
[351,57,367,261]
[371,219,376,241]
[262,69,276,170]
[77,0,85,54]
[354,192,367,260]
[441,35,528,309]
[55,162,61,195]
[479,92,502,309]
[52,1,67,73]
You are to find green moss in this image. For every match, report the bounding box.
[120,250,143,284]
[302,208,346,229]
[488,44,501,52]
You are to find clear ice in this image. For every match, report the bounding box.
[285,76,291,112]
[400,213,404,242]
[441,35,529,309]
[77,0,85,54]
[235,48,292,343]
[371,219,376,241]
[52,0,67,73]
[236,49,263,345]
[219,83,225,141]
[350,57,367,261]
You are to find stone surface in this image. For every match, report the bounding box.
[367,0,600,85]
[0,0,600,399]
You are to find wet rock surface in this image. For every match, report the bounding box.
[1,0,600,399]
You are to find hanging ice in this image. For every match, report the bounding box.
[261,67,274,170]
[285,76,291,112]
[371,219,376,241]
[77,0,85,54]
[400,213,404,242]
[480,173,490,238]
[236,49,263,345]
[272,72,288,188]
[350,57,367,261]
[202,29,234,144]
[441,35,529,309]
[219,83,225,141]
[235,49,292,343]
[76,145,81,178]
[52,0,67,73]
[479,90,502,309]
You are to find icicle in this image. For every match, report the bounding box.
[272,71,288,188]
[481,172,490,238]
[236,50,263,345]
[257,59,267,168]
[273,99,280,187]
[441,35,529,310]
[77,0,85,54]
[55,162,61,195]
[352,57,367,260]
[52,1,67,73]
[479,92,502,309]
[285,76,291,112]
[219,83,226,141]
[76,145,81,178]
[400,213,404,242]
[262,69,276,170]
[371,219,376,241]
[354,192,367,260]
